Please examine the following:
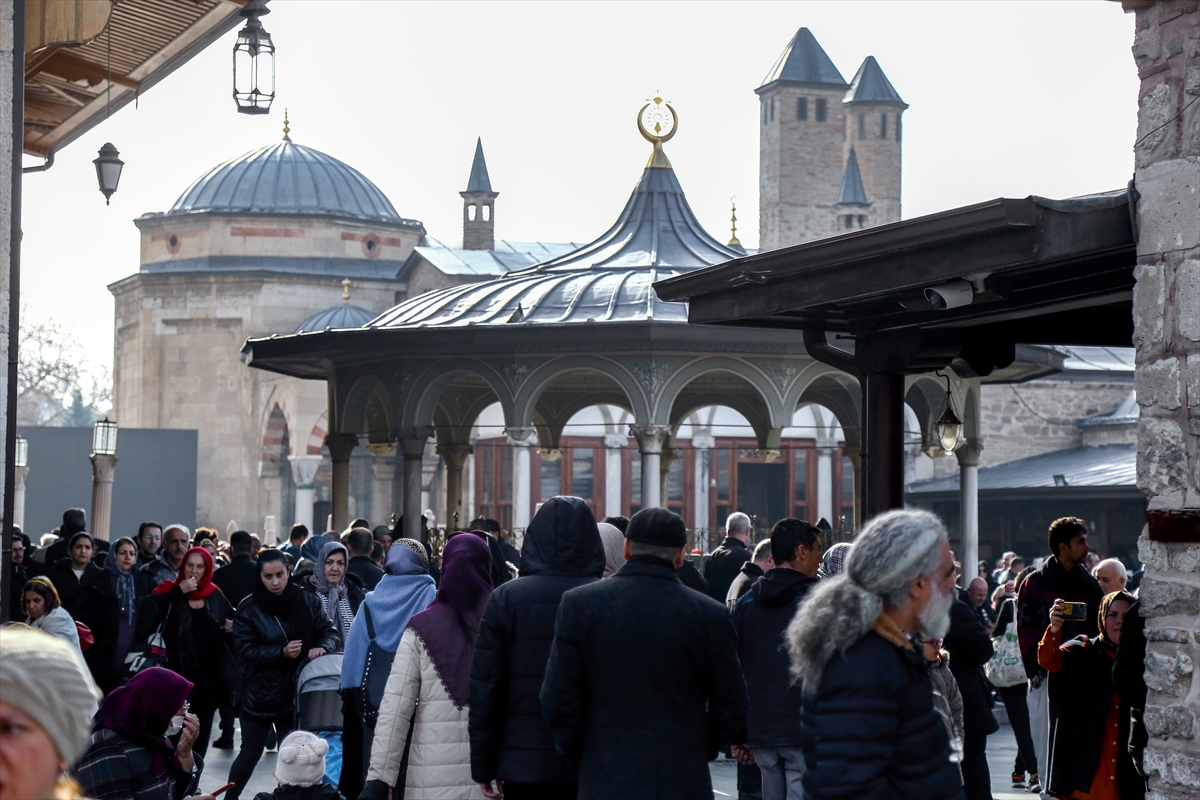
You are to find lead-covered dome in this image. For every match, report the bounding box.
[168,140,402,223]
[295,303,375,334]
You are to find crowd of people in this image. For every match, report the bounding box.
[1,504,1147,800]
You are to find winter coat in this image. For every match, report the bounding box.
[366,630,486,799]
[541,555,748,800]
[213,554,259,610]
[29,604,81,651]
[677,558,709,594]
[72,727,203,800]
[1016,555,1102,680]
[346,555,384,592]
[232,591,338,721]
[800,615,965,800]
[44,557,103,620]
[140,555,180,589]
[80,567,156,693]
[731,567,817,746]
[943,598,997,738]
[253,784,343,800]
[469,495,604,786]
[703,536,751,603]
[139,584,238,700]
[1112,600,1149,798]
[726,560,765,609]
[927,651,965,769]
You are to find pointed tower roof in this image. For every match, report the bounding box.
[757,28,847,94]
[843,56,908,107]
[836,147,869,206]
[464,138,495,195]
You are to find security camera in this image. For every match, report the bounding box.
[924,280,975,311]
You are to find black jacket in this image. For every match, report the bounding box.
[1112,599,1148,796]
[78,568,156,693]
[677,558,709,594]
[346,555,383,592]
[943,598,997,738]
[725,560,765,609]
[43,557,103,621]
[469,496,604,785]
[703,537,751,603]
[801,627,965,800]
[731,568,816,746]
[541,555,748,800]
[231,589,338,721]
[213,554,259,609]
[140,584,238,695]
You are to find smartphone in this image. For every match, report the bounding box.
[1061,601,1086,621]
[212,783,235,797]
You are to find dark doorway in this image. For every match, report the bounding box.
[737,463,786,533]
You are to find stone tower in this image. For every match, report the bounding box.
[461,138,498,251]
[756,28,849,251]
[842,56,907,229]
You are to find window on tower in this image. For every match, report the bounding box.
[880,113,888,139]
[858,214,866,228]
[896,115,902,142]
[858,113,866,140]
[815,98,827,122]
[797,97,808,121]
[844,215,854,230]
[763,104,768,126]
[770,98,775,122]
[468,204,477,221]
[482,205,490,222]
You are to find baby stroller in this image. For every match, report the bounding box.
[296,652,345,785]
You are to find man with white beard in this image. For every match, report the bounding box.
[787,509,964,800]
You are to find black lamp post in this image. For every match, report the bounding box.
[233,0,275,115]
[93,143,124,205]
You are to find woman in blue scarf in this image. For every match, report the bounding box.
[81,537,155,693]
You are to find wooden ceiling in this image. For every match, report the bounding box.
[23,0,247,157]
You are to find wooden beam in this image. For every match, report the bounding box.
[28,48,140,89]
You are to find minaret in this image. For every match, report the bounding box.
[756,28,848,251]
[842,56,907,227]
[834,146,870,231]
[461,138,497,251]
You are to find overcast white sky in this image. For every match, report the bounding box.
[21,1,1138,382]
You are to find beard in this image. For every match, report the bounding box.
[918,582,955,639]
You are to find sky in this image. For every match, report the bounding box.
[20,1,1139,385]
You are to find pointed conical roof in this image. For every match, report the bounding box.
[757,28,847,94]
[843,56,907,107]
[464,138,495,194]
[836,147,869,206]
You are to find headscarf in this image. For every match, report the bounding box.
[311,541,349,597]
[394,538,429,568]
[818,542,851,579]
[102,544,139,624]
[301,533,331,563]
[386,543,428,576]
[93,667,193,783]
[252,554,319,651]
[406,533,493,707]
[151,546,217,600]
[311,541,353,645]
[1098,590,1136,648]
[597,522,626,578]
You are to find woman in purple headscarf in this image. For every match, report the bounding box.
[359,533,494,800]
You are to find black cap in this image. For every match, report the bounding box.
[625,508,687,548]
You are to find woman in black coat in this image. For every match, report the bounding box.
[227,549,338,800]
[81,537,156,694]
[44,531,103,621]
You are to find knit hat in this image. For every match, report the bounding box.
[625,507,687,548]
[0,627,102,765]
[275,730,328,786]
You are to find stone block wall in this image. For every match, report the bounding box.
[1130,1,1200,797]
[842,105,903,225]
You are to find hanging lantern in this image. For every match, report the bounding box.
[14,435,28,468]
[233,0,275,115]
[935,372,962,454]
[92,417,119,456]
[93,143,124,204]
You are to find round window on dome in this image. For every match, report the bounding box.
[167,234,181,254]
[361,234,381,259]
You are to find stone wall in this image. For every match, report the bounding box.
[842,105,903,226]
[1130,1,1200,797]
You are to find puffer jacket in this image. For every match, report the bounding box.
[367,630,486,799]
[927,650,965,769]
[469,496,604,786]
[232,590,337,721]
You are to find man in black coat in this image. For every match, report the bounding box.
[42,508,87,569]
[726,539,774,609]
[213,531,259,609]
[470,496,605,800]
[703,511,752,603]
[345,528,384,591]
[541,507,748,800]
[944,596,997,800]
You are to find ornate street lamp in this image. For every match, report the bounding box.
[93,143,124,205]
[14,435,27,468]
[935,372,963,454]
[233,0,275,115]
[92,417,118,456]
[13,435,29,530]
[90,418,119,542]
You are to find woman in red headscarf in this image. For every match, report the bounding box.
[139,545,236,758]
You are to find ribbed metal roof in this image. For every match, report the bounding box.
[758,27,847,92]
[836,147,869,206]
[295,303,376,334]
[907,444,1136,493]
[844,56,907,107]
[370,164,740,329]
[167,140,406,223]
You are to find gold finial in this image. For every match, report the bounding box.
[728,195,741,247]
[341,277,351,302]
[637,94,678,169]
[282,109,291,142]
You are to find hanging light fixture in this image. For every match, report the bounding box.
[14,435,28,469]
[93,143,124,204]
[935,371,962,454]
[233,0,276,115]
[92,417,119,456]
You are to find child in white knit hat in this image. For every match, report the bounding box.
[252,731,344,800]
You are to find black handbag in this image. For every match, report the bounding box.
[358,605,395,728]
[125,605,170,678]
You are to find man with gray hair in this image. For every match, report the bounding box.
[142,523,191,585]
[1092,557,1127,593]
[786,509,963,799]
[704,511,753,604]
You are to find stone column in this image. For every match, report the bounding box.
[955,439,983,585]
[13,465,26,530]
[397,428,433,545]
[325,433,357,533]
[437,444,473,532]
[692,434,714,532]
[660,445,676,510]
[629,424,670,510]
[842,445,862,531]
[505,428,535,531]
[370,460,395,531]
[288,455,322,535]
[88,454,117,541]
[603,433,625,518]
[1128,4,1200,796]
[816,442,836,525]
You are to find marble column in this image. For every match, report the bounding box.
[89,454,117,541]
[370,459,395,530]
[660,445,676,511]
[505,428,536,531]
[956,438,983,586]
[692,435,714,532]
[437,444,473,532]
[325,433,357,533]
[842,445,862,531]
[816,442,836,525]
[288,455,323,535]
[397,428,433,545]
[603,433,625,518]
[13,465,27,530]
[628,424,670,510]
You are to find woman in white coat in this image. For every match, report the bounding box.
[360,533,494,800]
[22,576,82,651]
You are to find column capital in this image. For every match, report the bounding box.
[628,424,671,454]
[504,427,536,446]
[397,427,434,458]
[955,438,984,468]
[603,433,629,450]
[89,453,118,482]
[288,453,323,488]
[436,443,474,469]
[691,434,715,450]
[325,433,358,463]
[815,440,840,455]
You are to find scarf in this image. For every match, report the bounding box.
[300,534,330,563]
[340,570,437,689]
[597,522,626,578]
[102,552,138,624]
[253,576,319,652]
[818,542,851,579]
[309,541,352,645]
[1098,590,1136,648]
[386,544,428,575]
[93,667,193,783]
[406,533,493,708]
[152,546,217,600]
